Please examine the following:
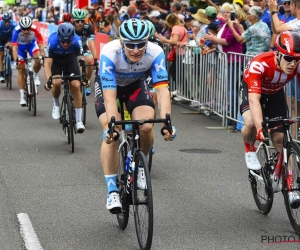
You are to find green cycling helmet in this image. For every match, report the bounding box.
[146,20,155,38]
[72,9,87,20]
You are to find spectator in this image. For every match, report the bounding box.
[191,9,210,45]
[184,15,195,35]
[127,5,140,19]
[159,19,170,38]
[180,1,189,15]
[186,7,198,16]
[47,7,55,23]
[106,13,120,39]
[234,3,249,54]
[34,8,43,22]
[204,2,243,116]
[158,13,188,98]
[53,6,60,25]
[148,10,163,33]
[145,1,181,20]
[86,9,101,33]
[253,0,271,31]
[228,6,271,56]
[26,5,35,19]
[278,0,294,22]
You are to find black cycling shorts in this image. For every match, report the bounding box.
[50,53,80,80]
[95,75,155,118]
[0,38,10,51]
[240,80,288,128]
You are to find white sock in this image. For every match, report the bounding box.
[75,108,82,123]
[53,98,60,107]
[33,72,37,77]
[20,89,24,99]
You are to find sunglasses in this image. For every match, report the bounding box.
[21,27,31,31]
[181,4,187,7]
[60,40,72,45]
[75,20,84,23]
[4,21,10,23]
[281,53,300,64]
[283,2,290,5]
[123,41,147,51]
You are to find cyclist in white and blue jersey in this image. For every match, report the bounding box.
[44,23,86,133]
[95,18,177,214]
[12,17,44,106]
[0,13,17,82]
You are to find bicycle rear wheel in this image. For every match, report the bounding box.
[282,141,300,234]
[117,142,130,230]
[67,93,75,153]
[29,74,36,116]
[82,85,87,125]
[133,150,153,250]
[249,142,274,214]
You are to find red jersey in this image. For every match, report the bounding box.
[243,52,300,95]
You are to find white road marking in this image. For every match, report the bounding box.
[17,213,44,250]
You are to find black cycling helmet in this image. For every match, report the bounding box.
[57,22,75,42]
[2,13,11,22]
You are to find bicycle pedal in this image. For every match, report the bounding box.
[248,174,256,183]
[109,207,122,214]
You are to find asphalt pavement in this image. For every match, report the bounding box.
[0,70,299,250]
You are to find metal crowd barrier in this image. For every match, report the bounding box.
[163,44,300,139]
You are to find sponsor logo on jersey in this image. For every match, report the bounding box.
[157,74,168,79]
[102,76,113,82]
[102,61,113,73]
[154,58,165,72]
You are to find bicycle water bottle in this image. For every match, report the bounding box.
[124,110,132,131]
[125,151,131,173]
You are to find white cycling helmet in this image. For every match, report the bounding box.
[19,16,32,29]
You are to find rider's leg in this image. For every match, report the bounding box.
[51,76,62,119]
[95,77,122,212]
[84,54,93,80]
[70,79,85,132]
[84,54,93,96]
[18,63,26,106]
[131,105,155,156]
[31,45,41,85]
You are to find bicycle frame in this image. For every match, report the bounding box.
[257,117,299,192]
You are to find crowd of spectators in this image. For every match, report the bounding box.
[0,0,299,129]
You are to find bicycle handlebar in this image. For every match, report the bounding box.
[107,113,173,142]
[85,64,99,75]
[45,59,87,90]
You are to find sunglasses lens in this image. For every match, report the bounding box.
[283,55,300,63]
[124,42,146,50]
[283,2,290,5]
[75,20,84,23]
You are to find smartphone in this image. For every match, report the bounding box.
[230,11,236,21]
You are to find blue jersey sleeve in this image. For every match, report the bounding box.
[151,51,168,88]
[99,55,116,90]
[11,28,20,44]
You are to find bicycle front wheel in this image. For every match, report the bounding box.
[117,142,130,230]
[81,86,87,125]
[133,150,153,250]
[282,141,300,234]
[67,93,75,153]
[249,142,274,214]
[6,56,12,90]
[30,74,36,116]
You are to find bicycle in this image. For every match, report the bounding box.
[107,112,173,250]
[3,45,12,90]
[82,63,99,126]
[249,116,300,234]
[46,60,87,153]
[20,55,43,116]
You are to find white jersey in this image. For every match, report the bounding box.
[286,18,300,33]
[99,39,168,90]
